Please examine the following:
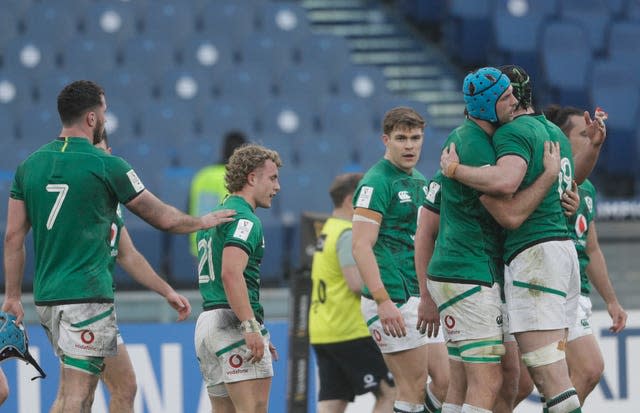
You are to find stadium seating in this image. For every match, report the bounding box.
[608,21,640,81]
[80,1,137,46]
[443,0,493,65]
[559,0,611,56]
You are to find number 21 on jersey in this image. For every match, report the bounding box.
[198,237,216,283]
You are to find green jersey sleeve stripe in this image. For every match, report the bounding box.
[70,307,114,328]
[437,285,482,312]
[214,328,269,357]
[512,281,567,297]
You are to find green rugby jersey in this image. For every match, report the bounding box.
[107,205,125,290]
[567,180,597,295]
[10,137,145,305]
[196,195,265,322]
[428,120,504,286]
[353,159,428,301]
[493,114,573,263]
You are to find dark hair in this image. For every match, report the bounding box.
[382,106,425,136]
[329,173,363,207]
[222,130,247,163]
[57,80,104,126]
[543,104,583,135]
[500,65,532,110]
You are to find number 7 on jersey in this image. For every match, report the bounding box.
[46,184,69,230]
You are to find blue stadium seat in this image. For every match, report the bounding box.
[157,166,194,212]
[173,138,220,170]
[628,0,640,21]
[104,97,138,141]
[3,39,60,81]
[17,104,59,142]
[589,60,640,175]
[179,34,235,75]
[199,98,257,139]
[0,10,18,51]
[297,132,356,172]
[59,38,119,78]
[257,2,311,38]
[138,100,199,144]
[215,67,274,104]
[492,6,546,80]
[398,0,446,24]
[138,0,196,47]
[34,71,78,108]
[296,34,352,84]
[22,3,81,49]
[336,65,389,101]
[239,32,294,80]
[158,68,214,107]
[0,70,35,116]
[258,133,299,167]
[199,1,256,50]
[257,96,316,140]
[559,0,611,55]
[100,70,157,103]
[443,0,493,65]
[540,21,592,107]
[319,97,378,152]
[608,22,640,82]
[114,140,174,193]
[80,1,137,46]
[168,233,197,288]
[275,65,332,105]
[120,37,176,81]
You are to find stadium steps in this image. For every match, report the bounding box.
[301,0,465,130]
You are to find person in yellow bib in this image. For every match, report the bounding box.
[309,173,396,413]
[189,130,247,256]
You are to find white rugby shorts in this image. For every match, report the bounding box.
[567,295,593,341]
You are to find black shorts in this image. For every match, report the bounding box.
[312,336,394,402]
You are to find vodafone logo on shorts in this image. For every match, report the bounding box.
[80,330,95,344]
[444,315,455,329]
[229,354,243,368]
[372,329,382,343]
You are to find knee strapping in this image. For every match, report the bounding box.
[62,354,105,376]
[458,336,505,364]
[207,383,228,398]
[521,340,566,368]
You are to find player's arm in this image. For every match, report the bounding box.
[440,142,526,196]
[352,208,406,337]
[1,198,31,324]
[125,190,235,233]
[585,222,627,333]
[116,226,191,321]
[414,206,440,337]
[220,245,265,362]
[336,231,363,294]
[480,141,561,229]
[573,109,607,185]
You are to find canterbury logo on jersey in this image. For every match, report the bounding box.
[397,191,411,202]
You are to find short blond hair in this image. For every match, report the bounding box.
[225,144,282,193]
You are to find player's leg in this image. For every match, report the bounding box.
[102,341,137,413]
[425,340,449,412]
[226,377,272,413]
[493,340,519,413]
[566,295,603,405]
[459,342,503,411]
[211,395,236,413]
[441,355,466,413]
[0,367,9,405]
[383,345,429,412]
[514,357,534,407]
[318,399,349,413]
[373,378,396,413]
[567,335,603,404]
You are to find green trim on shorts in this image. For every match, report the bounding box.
[446,345,460,357]
[214,328,268,357]
[365,302,404,327]
[512,281,567,297]
[62,355,104,375]
[460,355,502,363]
[70,306,114,328]
[458,339,502,354]
[437,285,482,312]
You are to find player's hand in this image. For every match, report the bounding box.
[440,143,460,177]
[377,300,406,337]
[165,291,191,321]
[585,108,607,147]
[244,331,265,363]
[608,302,628,333]
[200,209,236,229]
[416,294,440,338]
[1,298,24,325]
[562,181,580,217]
[543,141,561,177]
[268,342,279,361]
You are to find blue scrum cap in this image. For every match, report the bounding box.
[463,67,511,122]
[0,312,46,380]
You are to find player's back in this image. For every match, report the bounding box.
[13,137,140,304]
